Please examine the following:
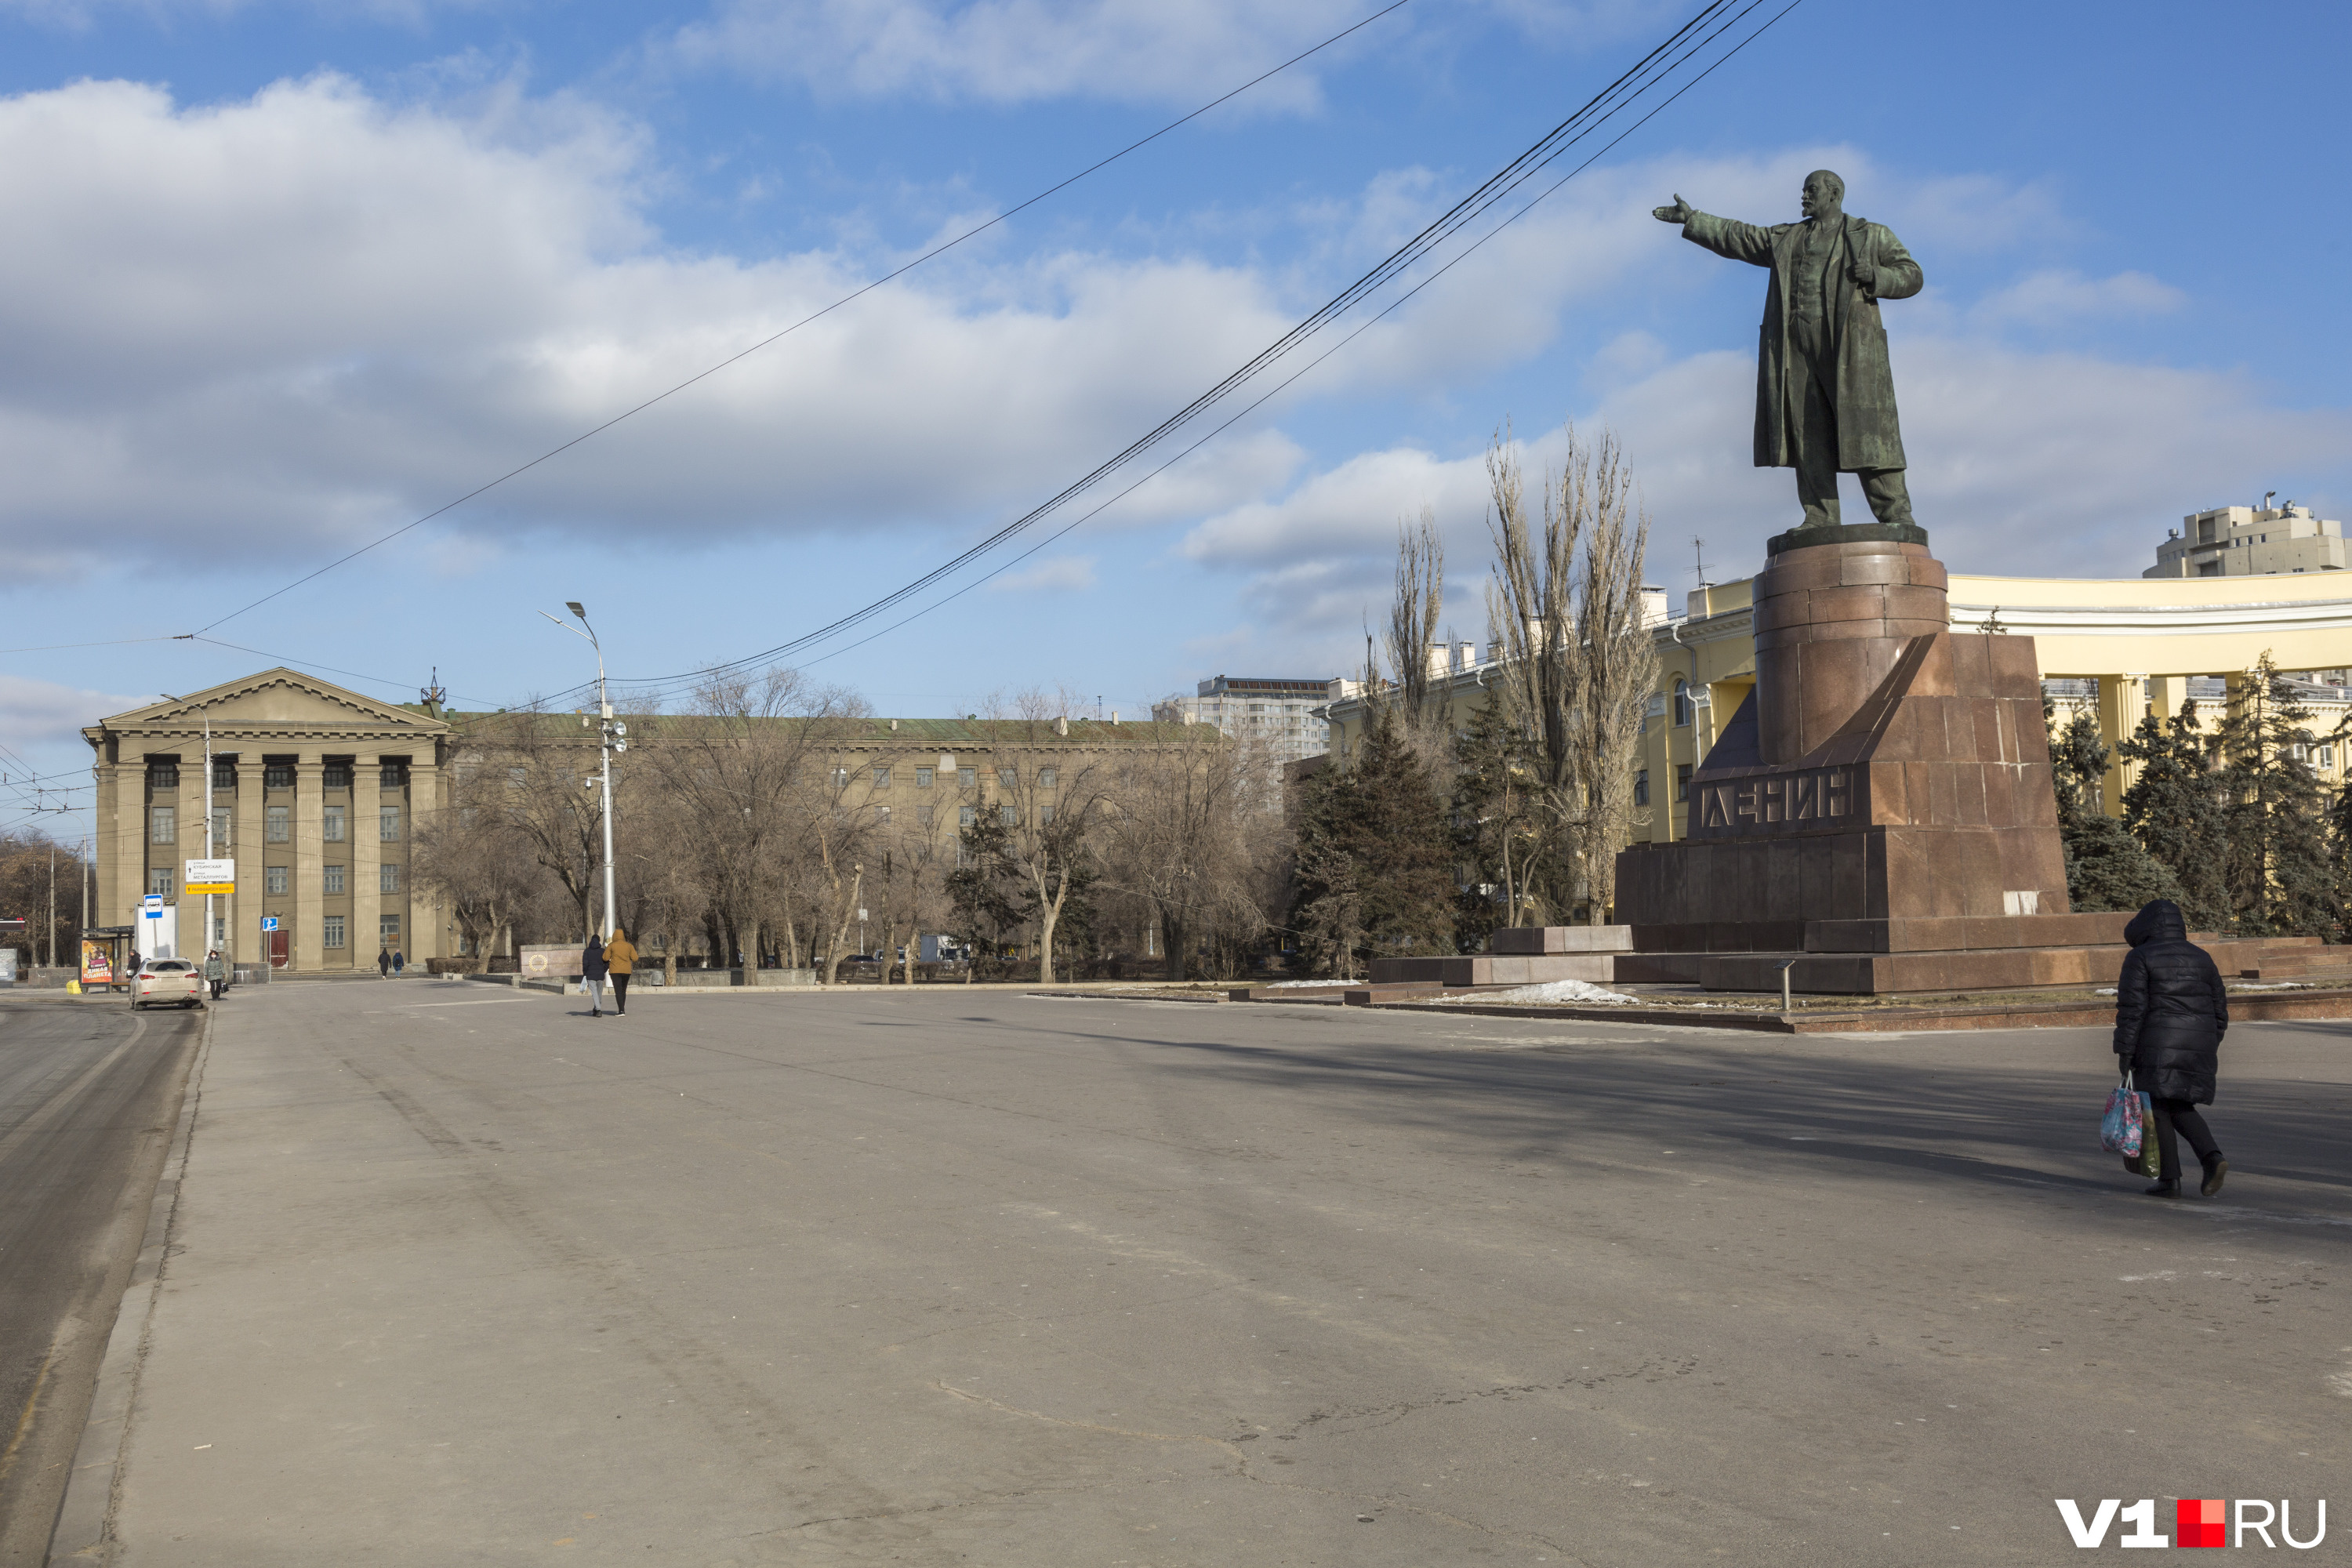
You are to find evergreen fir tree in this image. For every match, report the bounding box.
[1449,697,1534,953]
[1289,706,1457,975]
[2118,697,2230,930]
[2049,706,2180,913]
[2215,654,2336,936]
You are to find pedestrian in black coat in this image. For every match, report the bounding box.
[583,933,609,1018]
[2113,898,2228,1198]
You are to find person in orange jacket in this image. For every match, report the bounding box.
[604,926,638,1017]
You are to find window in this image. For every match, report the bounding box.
[325,864,346,895]
[266,805,289,843]
[380,761,407,788]
[380,916,401,944]
[323,916,346,949]
[1000,804,1018,827]
[459,807,477,828]
[379,863,401,894]
[1634,769,1650,808]
[263,760,294,788]
[1039,804,1055,826]
[321,761,352,789]
[957,767,976,789]
[874,805,891,825]
[507,767,527,787]
[917,805,934,826]
[379,807,401,842]
[147,760,179,788]
[1675,763,1693,801]
[151,805,176,844]
[1672,679,1693,727]
[267,865,289,895]
[212,759,237,789]
[2321,746,2337,770]
[959,805,976,827]
[210,810,230,848]
[1038,768,1058,788]
[323,804,346,843]
[831,766,849,788]
[148,867,173,896]
[998,768,1018,788]
[915,767,934,788]
[872,767,891,789]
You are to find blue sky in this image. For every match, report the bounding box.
[3,0,2349,833]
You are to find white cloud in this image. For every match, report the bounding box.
[1182,337,2352,633]
[0,74,1308,578]
[666,0,1363,109]
[986,554,1096,591]
[663,0,1679,110]
[1973,269,2187,328]
[0,673,156,764]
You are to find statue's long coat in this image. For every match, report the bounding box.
[1681,210,1922,473]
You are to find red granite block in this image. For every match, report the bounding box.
[1970,696,2005,761]
[1838,552,1910,586]
[1926,759,1961,826]
[1987,632,2038,688]
[1884,583,1951,625]
[1868,759,1909,823]
[1907,634,1956,696]
[1907,557,1950,590]
[1980,762,2018,827]
[1759,549,1851,593]
[1807,583,1897,624]
[1955,764,1989,826]
[1949,633,1993,693]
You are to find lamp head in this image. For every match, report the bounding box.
[565,601,586,619]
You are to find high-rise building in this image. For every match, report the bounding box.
[1154,676,1337,764]
[2147,500,2347,577]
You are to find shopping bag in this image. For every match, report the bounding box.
[2132,1094,2163,1179]
[2100,1075,2146,1157]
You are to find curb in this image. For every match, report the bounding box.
[45,1004,213,1565]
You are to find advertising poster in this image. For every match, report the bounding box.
[82,939,114,985]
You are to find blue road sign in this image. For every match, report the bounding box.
[261,916,280,931]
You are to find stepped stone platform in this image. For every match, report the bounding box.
[1368,925,1632,988]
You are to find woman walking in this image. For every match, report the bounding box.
[583,931,609,1018]
[604,927,637,1017]
[2113,898,2229,1199]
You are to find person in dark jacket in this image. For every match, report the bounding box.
[583,932,608,1018]
[2113,898,2228,1198]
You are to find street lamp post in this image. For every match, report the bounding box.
[543,602,622,938]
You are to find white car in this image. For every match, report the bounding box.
[134,959,205,1009]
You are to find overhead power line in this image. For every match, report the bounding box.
[561,0,1794,710]
[186,0,1421,640]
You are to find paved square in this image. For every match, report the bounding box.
[95,982,2351,1563]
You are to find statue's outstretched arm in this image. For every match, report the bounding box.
[1675,207,1775,267]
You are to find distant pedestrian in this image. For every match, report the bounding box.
[203,949,226,1001]
[604,927,637,1017]
[391,946,405,977]
[377,948,391,978]
[583,931,609,1018]
[2113,898,2229,1199]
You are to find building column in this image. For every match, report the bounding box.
[2096,673,2144,816]
[176,760,208,957]
[234,756,265,968]
[354,757,382,971]
[412,753,441,962]
[2147,675,2190,729]
[293,755,324,973]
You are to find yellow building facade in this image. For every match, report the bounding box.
[1323,568,2352,844]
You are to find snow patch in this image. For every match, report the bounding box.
[1461,979,1639,1005]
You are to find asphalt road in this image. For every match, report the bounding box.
[0,996,201,1566]
[86,981,2352,1565]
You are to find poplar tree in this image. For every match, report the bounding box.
[2118,698,2230,931]
[2048,706,2180,913]
[1450,697,1535,951]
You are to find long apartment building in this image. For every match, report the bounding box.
[86,669,1207,972]
[1153,675,1343,765]
[2147,500,2347,578]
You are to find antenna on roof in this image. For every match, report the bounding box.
[419,665,446,716]
[1694,536,1710,588]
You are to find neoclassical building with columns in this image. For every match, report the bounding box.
[85,669,455,972]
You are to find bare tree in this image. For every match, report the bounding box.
[412,761,546,964]
[1381,506,1449,762]
[1485,423,1657,924]
[1099,726,1282,979]
[639,666,867,980]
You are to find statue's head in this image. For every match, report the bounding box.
[1800,169,1845,217]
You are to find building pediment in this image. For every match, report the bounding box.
[92,668,450,741]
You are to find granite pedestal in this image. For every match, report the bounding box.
[1617,534,2135,994]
